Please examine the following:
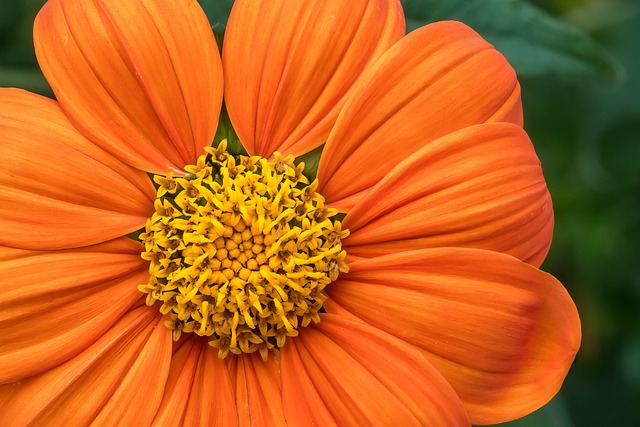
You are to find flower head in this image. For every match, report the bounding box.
[0,0,580,425]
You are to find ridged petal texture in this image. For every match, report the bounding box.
[326,249,581,424]
[0,89,155,250]
[153,340,287,427]
[223,0,405,157]
[34,0,223,173]
[0,237,147,384]
[318,21,523,211]
[0,307,172,427]
[152,338,238,427]
[281,314,471,426]
[229,353,287,427]
[343,123,553,267]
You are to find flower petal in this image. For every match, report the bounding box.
[228,353,287,427]
[0,237,147,383]
[0,307,171,427]
[317,21,523,210]
[34,0,222,173]
[281,314,470,426]
[153,338,238,427]
[152,340,200,427]
[0,89,155,250]
[223,0,404,157]
[343,123,553,267]
[326,249,581,424]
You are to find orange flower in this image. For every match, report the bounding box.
[0,0,580,425]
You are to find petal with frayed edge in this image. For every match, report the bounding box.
[34,0,222,173]
[343,123,553,267]
[153,338,238,427]
[326,249,581,425]
[0,237,147,383]
[223,0,404,157]
[0,307,171,427]
[0,89,155,250]
[281,314,470,426]
[318,21,523,211]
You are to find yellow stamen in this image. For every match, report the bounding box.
[138,140,349,360]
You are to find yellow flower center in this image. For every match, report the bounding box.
[138,141,349,359]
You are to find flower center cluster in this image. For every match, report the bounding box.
[138,141,348,359]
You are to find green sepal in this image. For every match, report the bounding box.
[295,144,324,182]
[126,228,145,242]
[212,103,246,156]
[197,0,234,28]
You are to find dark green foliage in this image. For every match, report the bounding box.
[403,0,621,83]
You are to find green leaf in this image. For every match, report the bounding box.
[198,0,234,27]
[402,0,621,83]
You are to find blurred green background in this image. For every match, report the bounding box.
[1,0,638,425]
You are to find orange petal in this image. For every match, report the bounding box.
[228,353,287,427]
[281,314,470,426]
[152,339,200,426]
[317,21,523,210]
[326,249,581,425]
[223,0,404,157]
[0,237,147,383]
[34,0,222,173]
[343,123,553,267]
[181,348,237,427]
[0,89,155,250]
[0,307,171,427]
[153,338,238,427]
